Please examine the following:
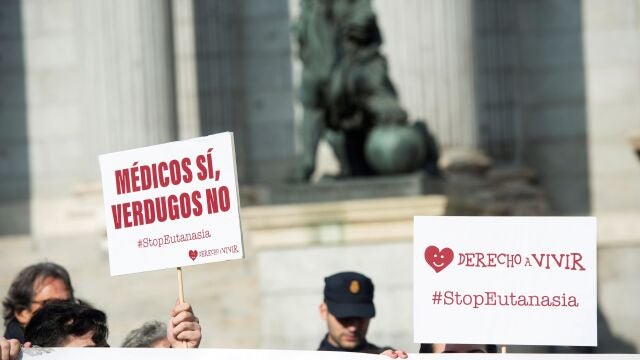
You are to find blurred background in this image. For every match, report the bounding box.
[0,0,639,353]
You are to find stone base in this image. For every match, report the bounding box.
[263,172,444,205]
[243,194,447,250]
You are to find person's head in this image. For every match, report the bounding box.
[121,320,170,348]
[319,271,375,350]
[2,262,75,327]
[420,343,498,353]
[331,0,381,49]
[24,300,109,347]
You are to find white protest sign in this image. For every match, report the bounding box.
[21,348,381,360]
[414,216,597,346]
[20,348,637,359]
[99,132,243,275]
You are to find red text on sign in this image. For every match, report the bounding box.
[111,186,231,229]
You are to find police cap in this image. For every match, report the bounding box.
[323,271,375,318]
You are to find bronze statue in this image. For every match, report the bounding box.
[292,0,437,181]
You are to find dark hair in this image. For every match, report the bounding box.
[121,320,167,347]
[419,343,498,353]
[2,262,75,326]
[486,345,498,353]
[24,300,109,347]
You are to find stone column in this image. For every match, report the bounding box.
[78,0,177,159]
[172,0,201,140]
[0,2,29,235]
[21,0,178,237]
[190,1,249,181]
[374,0,478,149]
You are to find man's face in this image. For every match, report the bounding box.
[15,276,71,325]
[320,303,370,350]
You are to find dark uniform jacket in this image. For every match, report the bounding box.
[318,334,391,354]
[3,317,25,343]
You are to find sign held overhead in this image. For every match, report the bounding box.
[99,132,244,276]
[414,216,597,347]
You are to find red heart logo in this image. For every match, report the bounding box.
[188,250,198,261]
[424,246,453,273]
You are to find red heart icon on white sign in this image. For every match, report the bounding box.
[424,246,453,273]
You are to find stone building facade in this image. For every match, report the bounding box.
[0,0,639,352]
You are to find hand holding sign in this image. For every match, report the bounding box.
[0,337,21,360]
[168,302,201,348]
[99,133,244,349]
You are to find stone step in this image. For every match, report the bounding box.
[242,195,446,228]
[243,195,447,249]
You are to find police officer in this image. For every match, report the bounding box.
[318,271,407,358]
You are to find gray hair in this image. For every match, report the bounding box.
[121,320,167,347]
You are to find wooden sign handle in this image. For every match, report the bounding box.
[177,267,185,304]
[176,267,187,348]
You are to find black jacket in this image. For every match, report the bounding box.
[3,317,25,343]
[318,334,391,354]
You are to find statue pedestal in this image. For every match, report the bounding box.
[240,173,446,249]
[243,193,446,250]
[264,173,443,205]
